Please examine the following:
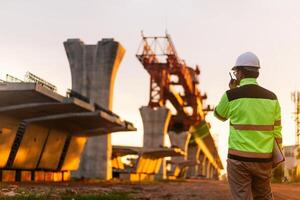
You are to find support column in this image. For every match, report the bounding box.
[169,131,191,157]
[210,165,214,179]
[140,106,171,148]
[213,168,218,180]
[169,131,191,174]
[64,38,125,180]
[140,106,171,178]
[206,162,211,179]
[202,156,207,177]
[186,143,199,177]
[198,151,204,177]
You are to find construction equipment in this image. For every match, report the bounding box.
[136,33,211,132]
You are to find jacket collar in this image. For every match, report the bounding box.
[239,78,258,86]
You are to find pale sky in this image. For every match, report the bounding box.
[1,0,299,167]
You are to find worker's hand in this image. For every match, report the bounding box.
[229,79,238,89]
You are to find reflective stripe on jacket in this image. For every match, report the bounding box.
[214,78,282,161]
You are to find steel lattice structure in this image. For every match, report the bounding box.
[136,33,211,132]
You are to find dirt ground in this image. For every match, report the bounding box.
[1,179,300,200]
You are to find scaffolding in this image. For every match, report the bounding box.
[6,74,23,83]
[25,71,57,92]
[136,33,210,132]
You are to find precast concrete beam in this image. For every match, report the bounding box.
[0,116,21,168]
[0,84,135,174]
[25,111,131,136]
[0,83,63,108]
[64,38,125,179]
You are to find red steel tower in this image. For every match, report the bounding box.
[136,33,210,132]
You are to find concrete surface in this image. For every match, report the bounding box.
[0,83,135,175]
[140,106,172,179]
[139,106,171,148]
[64,38,125,179]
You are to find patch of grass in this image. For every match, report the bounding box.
[0,195,41,200]
[61,192,133,200]
[0,192,133,200]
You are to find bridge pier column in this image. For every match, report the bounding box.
[186,144,199,177]
[64,38,125,180]
[169,131,191,173]
[206,161,211,179]
[198,151,204,177]
[210,165,214,179]
[213,168,219,180]
[202,156,207,177]
[169,131,190,159]
[140,106,171,179]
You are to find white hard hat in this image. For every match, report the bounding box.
[232,52,260,70]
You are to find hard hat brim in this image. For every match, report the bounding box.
[231,65,260,71]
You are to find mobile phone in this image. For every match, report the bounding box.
[229,72,234,80]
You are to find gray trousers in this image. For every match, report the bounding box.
[227,158,273,200]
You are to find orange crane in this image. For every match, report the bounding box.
[136,33,210,132]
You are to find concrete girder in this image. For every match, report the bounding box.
[195,137,220,174]
[0,83,136,177]
[0,101,93,120]
[112,145,185,181]
[25,111,132,136]
[0,83,63,107]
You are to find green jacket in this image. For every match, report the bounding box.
[214,78,282,162]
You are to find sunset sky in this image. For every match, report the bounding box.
[1,0,299,167]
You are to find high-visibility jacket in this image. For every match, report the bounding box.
[214,78,282,162]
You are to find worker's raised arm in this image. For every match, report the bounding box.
[214,92,230,121]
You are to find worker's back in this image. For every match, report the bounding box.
[214,78,281,161]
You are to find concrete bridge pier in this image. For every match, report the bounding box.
[64,38,125,180]
[186,143,199,177]
[212,168,218,180]
[169,131,190,172]
[202,156,208,177]
[197,151,205,176]
[140,106,171,179]
[169,131,190,158]
[206,162,211,179]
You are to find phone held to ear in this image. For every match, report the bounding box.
[229,72,237,89]
[229,72,234,81]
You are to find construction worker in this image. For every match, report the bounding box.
[214,52,282,200]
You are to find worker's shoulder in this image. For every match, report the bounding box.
[225,84,277,101]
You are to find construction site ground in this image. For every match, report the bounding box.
[0,179,300,200]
